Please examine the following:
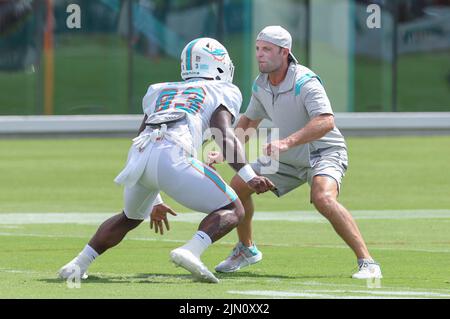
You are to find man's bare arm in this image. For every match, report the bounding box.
[285,114,334,148]
[210,106,247,172]
[264,114,334,156]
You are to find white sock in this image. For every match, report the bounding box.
[75,245,99,268]
[180,231,212,258]
[357,258,374,266]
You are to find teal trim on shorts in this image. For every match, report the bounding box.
[188,158,238,202]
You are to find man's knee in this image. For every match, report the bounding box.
[311,192,337,216]
[119,211,143,229]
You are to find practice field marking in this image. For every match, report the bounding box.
[227,289,450,299]
[0,268,40,275]
[1,231,450,254]
[296,280,450,293]
[2,209,450,225]
[0,231,186,244]
[1,266,449,299]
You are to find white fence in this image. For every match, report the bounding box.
[1,112,450,137]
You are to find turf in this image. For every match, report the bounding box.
[0,136,450,298]
[1,219,450,298]
[1,136,449,212]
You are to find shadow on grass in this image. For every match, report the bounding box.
[39,273,193,285]
[39,271,344,285]
[216,271,346,281]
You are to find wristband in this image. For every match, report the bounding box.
[238,164,257,183]
[153,194,163,206]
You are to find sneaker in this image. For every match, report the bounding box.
[215,242,262,273]
[170,248,219,283]
[352,260,383,279]
[58,258,89,280]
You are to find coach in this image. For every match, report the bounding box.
[212,26,382,279]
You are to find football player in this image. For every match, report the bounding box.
[58,37,274,283]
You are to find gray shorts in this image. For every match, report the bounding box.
[251,148,348,197]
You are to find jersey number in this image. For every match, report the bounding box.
[155,87,206,114]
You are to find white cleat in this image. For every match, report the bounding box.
[215,242,262,273]
[58,259,89,280]
[352,261,383,279]
[170,248,219,284]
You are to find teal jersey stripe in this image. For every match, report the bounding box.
[295,73,322,96]
[186,39,200,71]
[252,81,259,93]
[189,158,238,202]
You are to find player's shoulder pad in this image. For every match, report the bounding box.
[211,81,243,103]
[226,82,243,102]
[208,81,242,122]
[146,82,171,95]
[294,65,323,96]
[142,82,170,113]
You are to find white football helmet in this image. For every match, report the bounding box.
[180,37,234,83]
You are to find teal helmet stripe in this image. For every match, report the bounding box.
[186,39,200,71]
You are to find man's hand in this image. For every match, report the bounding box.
[206,150,224,170]
[246,176,275,194]
[263,139,290,159]
[150,203,177,235]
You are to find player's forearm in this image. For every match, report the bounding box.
[217,129,247,172]
[234,116,262,144]
[285,115,334,148]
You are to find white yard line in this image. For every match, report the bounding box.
[296,280,450,293]
[227,289,450,299]
[0,231,187,244]
[1,231,450,254]
[1,210,450,225]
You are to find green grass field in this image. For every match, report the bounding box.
[1,136,450,298]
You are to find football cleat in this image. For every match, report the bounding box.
[352,260,383,279]
[170,248,219,283]
[215,242,262,273]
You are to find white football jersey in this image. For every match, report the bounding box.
[142,78,242,150]
[115,79,242,211]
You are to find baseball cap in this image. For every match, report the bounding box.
[256,25,299,64]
